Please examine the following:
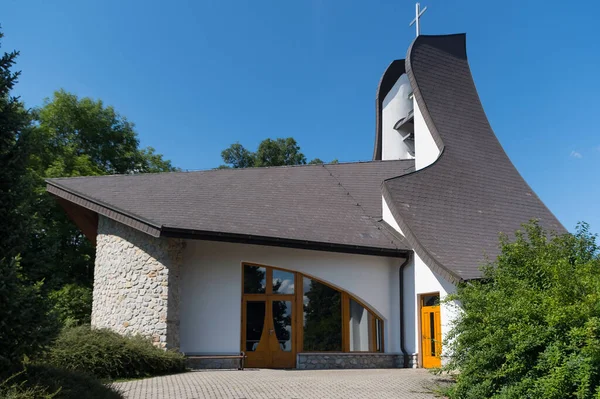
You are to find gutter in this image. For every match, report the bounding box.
[399,252,412,368]
[161,227,410,259]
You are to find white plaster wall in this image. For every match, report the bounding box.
[382,74,414,160]
[382,196,459,362]
[413,99,441,170]
[408,252,458,358]
[179,240,404,354]
[382,196,404,235]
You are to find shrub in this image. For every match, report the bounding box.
[0,365,123,399]
[0,256,59,374]
[46,326,185,380]
[444,222,600,399]
[49,284,93,327]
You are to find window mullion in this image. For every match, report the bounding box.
[342,292,350,352]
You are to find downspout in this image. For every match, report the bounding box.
[399,252,412,368]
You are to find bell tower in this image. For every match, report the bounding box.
[374,3,439,170]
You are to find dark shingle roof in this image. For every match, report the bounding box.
[383,34,565,281]
[47,160,414,255]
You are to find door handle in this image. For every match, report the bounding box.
[269,329,274,335]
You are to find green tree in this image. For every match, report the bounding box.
[254,138,306,167]
[0,28,59,374]
[221,142,255,168]
[0,29,33,259]
[49,284,93,327]
[444,221,600,399]
[21,90,177,291]
[220,137,334,168]
[0,257,59,374]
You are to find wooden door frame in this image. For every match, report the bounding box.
[241,262,387,368]
[417,291,440,368]
[240,263,297,368]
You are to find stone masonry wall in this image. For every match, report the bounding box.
[91,216,185,349]
[186,357,243,370]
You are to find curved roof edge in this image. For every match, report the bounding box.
[373,59,405,160]
[382,180,461,284]
[383,33,565,281]
[404,33,468,153]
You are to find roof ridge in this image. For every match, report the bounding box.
[46,159,416,182]
[322,164,403,250]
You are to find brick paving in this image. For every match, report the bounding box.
[112,369,446,399]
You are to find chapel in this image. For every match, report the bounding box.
[46,30,564,369]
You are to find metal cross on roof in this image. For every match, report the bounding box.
[409,3,428,37]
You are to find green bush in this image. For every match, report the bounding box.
[49,284,93,327]
[46,326,185,380]
[0,365,123,399]
[444,222,600,399]
[0,256,59,374]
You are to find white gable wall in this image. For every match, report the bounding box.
[382,195,459,362]
[382,74,414,160]
[406,253,458,356]
[414,98,441,170]
[179,240,404,354]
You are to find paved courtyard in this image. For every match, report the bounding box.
[112,369,447,399]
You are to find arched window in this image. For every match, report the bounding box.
[242,263,383,362]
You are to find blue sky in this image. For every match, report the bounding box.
[2,0,599,234]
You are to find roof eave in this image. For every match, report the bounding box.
[46,180,163,237]
[161,226,411,258]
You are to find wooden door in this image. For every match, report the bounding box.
[242,296,295,368]
[243,299,270,367]
[268,296,295,368]
[421,296,442,368]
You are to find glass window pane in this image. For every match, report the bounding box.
[349,298,371,352]
[272,269,295,294]
[430,312,436,356]
[423,294,439,307]
[244,265,266,294]
[303,277,342,351]
[245,301,265,351]
[272,301,292,352]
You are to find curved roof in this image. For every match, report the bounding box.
[383,34,565,281]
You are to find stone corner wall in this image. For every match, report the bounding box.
[91,216,185,349]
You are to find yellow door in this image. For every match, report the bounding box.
[421,300,442,368]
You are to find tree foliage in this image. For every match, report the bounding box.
[444,221,600,399]
[20,90,177,289]
[49,284,93,327]
[0,28,59,375]
[220,137,335,168]
[0,29,33,259]
[0,257,59,374]
[31,90,175,177]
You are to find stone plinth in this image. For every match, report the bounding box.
[297,353,413,370]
